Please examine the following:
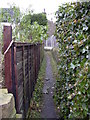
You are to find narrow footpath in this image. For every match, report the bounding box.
[41,51,58,118]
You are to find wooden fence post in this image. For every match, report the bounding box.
[3,26,12,92]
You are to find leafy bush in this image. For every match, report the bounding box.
[20,19,48,43]
[0,5,48,43]
[54,2,90,119]
[31,13,47,26]
[15,11,48,43]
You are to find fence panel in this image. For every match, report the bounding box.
[3,26,44,117]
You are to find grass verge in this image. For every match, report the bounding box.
[27,53,46,118]
[50,50,64,118]
[46,51,58,79]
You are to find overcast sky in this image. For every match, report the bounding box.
[0,0,78,21]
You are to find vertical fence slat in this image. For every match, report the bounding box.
[29,46,32,97]
[14,46,19,113]
[30,45,33,93]
[33,45,35,90]
[28,46,30,103]
[34,45,36,82]
[22,46,26,117]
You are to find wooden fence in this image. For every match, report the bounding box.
[3,26,44,117]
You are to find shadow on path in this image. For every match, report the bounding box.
[41,51,58,118]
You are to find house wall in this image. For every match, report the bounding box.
[47,20,56,37]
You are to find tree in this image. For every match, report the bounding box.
[31,13,47,26]
[20,12,48,43]
[0,5,21,24]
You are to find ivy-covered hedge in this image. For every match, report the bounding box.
[54,2,90,119]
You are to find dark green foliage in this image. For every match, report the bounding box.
[31,13,47,26]
[54,2,90,119]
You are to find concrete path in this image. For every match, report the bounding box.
[41,51,58,118]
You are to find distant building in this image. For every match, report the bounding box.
[44,20,58,49]
[47,20,56,37]
[45,35,58,48]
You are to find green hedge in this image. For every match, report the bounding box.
[54,2,90,119]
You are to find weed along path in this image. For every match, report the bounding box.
[41,51,58,118]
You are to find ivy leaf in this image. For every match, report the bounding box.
[78,91,81,95]
[82,48,87,53]
[83,26,88,31]
[70,63,75,69]
[73,40,77,43]
[82,103,88,111]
